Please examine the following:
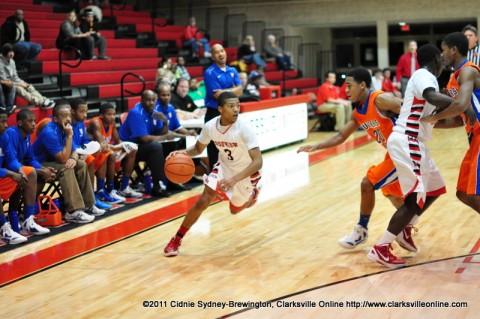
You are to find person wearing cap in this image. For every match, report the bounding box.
[462,24,480,66]
[79,10,110,60]
[0,9,42,68]
[245,71,262,97]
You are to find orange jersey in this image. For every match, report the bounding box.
[90,116,114,144]
[353,90,397,148]
[446,60,480,134]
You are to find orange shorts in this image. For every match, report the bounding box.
[457,132,480,195]
[85,151,111,172]
[366,152,403,198]
[0,166,35,200]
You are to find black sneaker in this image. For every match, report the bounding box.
[5,105,16,117]
[150,188,171,197]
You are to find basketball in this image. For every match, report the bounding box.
[164,153,195,184]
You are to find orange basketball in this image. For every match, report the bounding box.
[164,153,195,184]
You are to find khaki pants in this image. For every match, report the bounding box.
[42,160,95,212]
[16,84,46,107]
[317,102,352,131]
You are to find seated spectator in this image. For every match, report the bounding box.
[33,102,105,223]
[245,71,263,97]
[87,103,142,200]
[171,78,206,120]
[237,35,266,70]
[79,11,110,60]
[0,70,15,115]
[69,98,116,208]
[56,10,102,60]
[264,34,292,70]
[238,71,259,102]
[183,17,211,58]
[0,43,55,110]
[316,71,352,131]
[174,56,190,81]
[0,10,42,68]
[155,58,177,87]
[118,90,173,197]
[381,68,402,98]
[80,4,103,22]
[0,108,49,244]
[371,68,383,91]
[187,78,206,107]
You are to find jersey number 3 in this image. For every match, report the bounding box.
[224,149,234,161]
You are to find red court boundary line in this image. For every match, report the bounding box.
[0,134,372,286]
[455,238,480,274]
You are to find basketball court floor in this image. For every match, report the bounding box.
[0,126,478,319]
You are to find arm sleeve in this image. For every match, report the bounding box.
[197,122,211,145]
[128,112,150,138]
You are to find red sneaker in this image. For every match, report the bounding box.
[396,225,418,252]
[247,187,260,208]
[164,237,181,257]
[367,244,406,269]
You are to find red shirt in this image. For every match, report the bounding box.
[316,81,339,105]
[184,25,198,41]
[382,78,398,93]
[395,52,420,82]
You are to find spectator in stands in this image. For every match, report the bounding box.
[87,103,142,200]
[382,68,402,98]
[395,40,419,97]
[238,71,260,102]
[118,90,173,197]
[171,78,205,120]
[462,24,480,66]
[264,34,292,70]
[183,17,211,58]
[155,58,177,87]
[371,68,383,91]
[204,44,242,170]
[188,78,206,107]
[69,98,116,208]
[0,68,15,115]
[32,102,104,223]
[6,109,58,238]
[316,71,352,131]
[79,11,110,60]
[0,10,42,68]
[174,56,190,81]
[0,108,48,245]
[0,44,55,110]
[237,35,266,71]
[246,71,263,97]
[56,10,101,60]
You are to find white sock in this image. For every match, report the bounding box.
[377,231,396,245]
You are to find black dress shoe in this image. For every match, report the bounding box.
[150,188,171,197]
[167,183,191,191]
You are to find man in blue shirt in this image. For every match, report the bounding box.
[6,109,56,239]
[33,102,104,223]
[203,44,242,169]
[119,90,174,197]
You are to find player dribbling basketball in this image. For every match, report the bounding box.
[163,91,263,257]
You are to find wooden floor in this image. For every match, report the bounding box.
[0,126,479,319]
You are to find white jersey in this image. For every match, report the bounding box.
[393,68,438,142]
[198,116,259,173]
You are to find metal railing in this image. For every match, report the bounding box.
[120,72,146,113]
[58,45,83,96]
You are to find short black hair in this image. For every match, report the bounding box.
[16,108,34,122]
[442,32,469,57]
[99,103,115,115]
[0,108,7,116]
[52,100,71,117]
[346,67,372,88]
[70,98,87,111]
[417,44,441,67]
[324,70,335,79]
[218,91,238,106]
[462,24,478,37]
[155,81,171,92]
[1,43,14,56]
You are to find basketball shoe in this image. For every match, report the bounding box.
[338,224,368,249]
[1,222,28,244]
[164,237,182,257]
[396,224,418,252]
[20,216,50,236]
[247,187,260,208]
[367,243,406,269]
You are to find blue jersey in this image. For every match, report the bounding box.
[0,133,22,178]
[119,102,165,143]
[154,101,181,131]
[33,121,75,163]
[6,126,42,169]
[203,64,241,108]
[72,120,90,149]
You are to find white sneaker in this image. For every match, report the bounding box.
[338,224,368,249]
[118,186,143,198]
[88,206,105,216]
[42,98,55,109]
[1,222,28,244]
[109,189,126,202]
[20,216,50,236]
[65,210,95,223]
